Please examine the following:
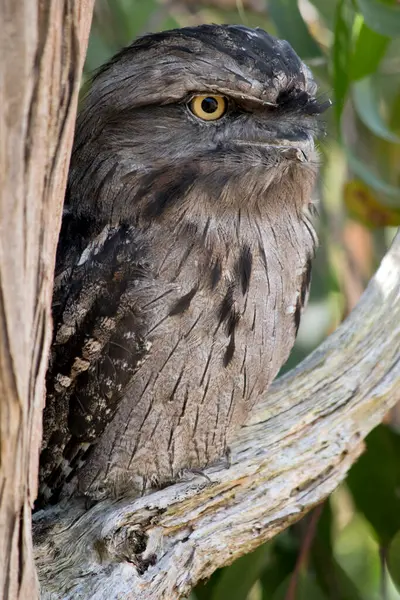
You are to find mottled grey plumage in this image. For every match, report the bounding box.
[37,24,329,508]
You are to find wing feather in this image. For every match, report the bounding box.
[37,220,152,508]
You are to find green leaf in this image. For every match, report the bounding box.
[268,0,323,59]
[350,21,390,80]
[109,0,161,42]
[159,15,181,32]
[259,532,299,598]
[334,513,381,597]
[356,0,400,37]
[272,572,328,600]
[314,550,365,600]
[332,0,353,126]
[346,426,400,546]
[388,530,400,592]
[311,502,365,600]
[208,544,270,600]
[389,88,400,132]
[352,77,400,143]
[307,0,336,29]
[85,32,116,73]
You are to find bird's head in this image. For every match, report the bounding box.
[67,25,330,227]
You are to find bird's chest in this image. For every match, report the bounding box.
[142,219,308,411]
[73,214,314,493]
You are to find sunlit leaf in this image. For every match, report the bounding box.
[334,513,381,597]
[388,530,400,592]
[350,21,390,81]
[307,0,336,29]
[356,0,400,37]
[268,0,323,59]
[346,426,400,545]
[332,0,352,125]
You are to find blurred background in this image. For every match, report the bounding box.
[83,1,400,598]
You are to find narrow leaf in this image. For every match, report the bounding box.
[356,0,400,37]
[268,0,323,59]
[352,77,400,143]
[307,0,336,29]
[210,544,270,600]
[350,21,390,81]
[332,0,352,126]
[388,530,400,592]
[345,146,400,206]
[346,426,400,546]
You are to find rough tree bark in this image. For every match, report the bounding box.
[1,3,399,600]
[0,2,94,599]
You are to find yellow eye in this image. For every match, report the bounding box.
[189,95,227,121]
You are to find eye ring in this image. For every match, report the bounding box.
[188,94,227,121]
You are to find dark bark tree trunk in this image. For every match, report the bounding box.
[0,2,93,598]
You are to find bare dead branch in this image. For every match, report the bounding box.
[34,231,400,600]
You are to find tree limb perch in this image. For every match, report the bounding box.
[34,231,400,600]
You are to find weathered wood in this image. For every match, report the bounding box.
[34,231,400,600]
[0,2,94,598]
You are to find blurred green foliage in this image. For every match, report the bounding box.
[84,1,400,598]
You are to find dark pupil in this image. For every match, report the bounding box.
[201,97,219,113]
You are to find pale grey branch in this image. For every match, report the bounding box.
[34,231,400,600]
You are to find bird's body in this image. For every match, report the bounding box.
[37,24,328,508]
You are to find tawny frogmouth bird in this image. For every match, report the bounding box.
[37,24,329,508]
